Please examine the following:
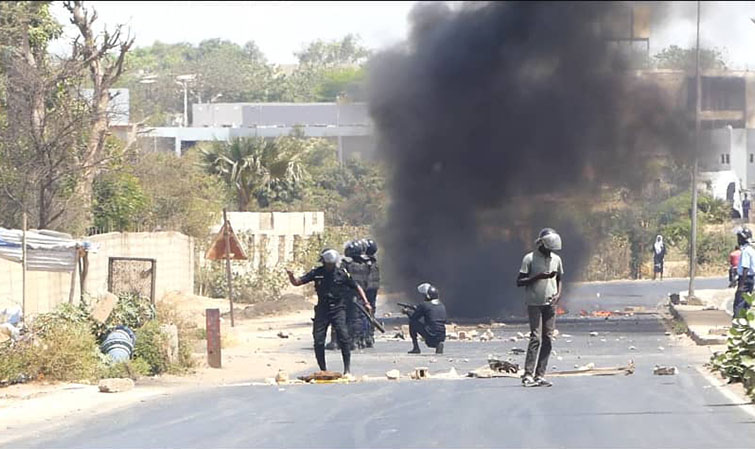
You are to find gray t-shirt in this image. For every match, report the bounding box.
[519,251,564,306]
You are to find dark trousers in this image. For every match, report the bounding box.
[409,319,441,348]
[346,297,363,347]
[524,305,556,378]
[313,302,351,372]
[733,277,754,318]
[365,289,378,337]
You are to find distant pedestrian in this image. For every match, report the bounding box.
[517,227,563,388]
[743,194,751,222]
[729,245,741,288]
[734,227,755,318]
[652,235,666,281]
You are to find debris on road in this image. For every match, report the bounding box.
[510,348,526,355]
[508,336,519,342]
[653,366,678,376]
[275,369,289,384]
[488,356,519,374]
[480,329,495,341]
[386,369,401,380]
[589,331,599,337]
[431,367,462,380]
[517,332,526,339]
[298,371,344,383]
[98,378,135,393]
[411,367,429,380]
[276,331,290,339]
[551,361,635,377]
[628,345,637,351]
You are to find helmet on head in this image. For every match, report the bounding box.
[736,227,752,244]
[425,286,439,300]
[417,282,431,296]
[536,228,562,251]
[343,240,359,258]
[365,239,378,256]
[357,239,369,254]
[320,249,340,264]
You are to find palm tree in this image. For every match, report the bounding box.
[200,136,310,211]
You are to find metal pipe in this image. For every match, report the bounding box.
[688,0,701,298]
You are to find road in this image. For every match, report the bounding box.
[13,277,755,448]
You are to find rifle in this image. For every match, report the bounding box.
[397,302,417,311]
[354,300,385,333]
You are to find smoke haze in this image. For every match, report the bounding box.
[368,1,689,317]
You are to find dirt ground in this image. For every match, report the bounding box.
[0,291,321,440]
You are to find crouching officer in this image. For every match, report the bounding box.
[403,283,447,355]
[287,249,372,375]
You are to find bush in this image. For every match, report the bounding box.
[28,318,101,382]
[104,292,156,333]
[156,301,196,371]
[0,340,33,385]
[133,320,170,375]
[710,293,755,400]
[99,358,151,380]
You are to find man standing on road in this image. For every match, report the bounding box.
[403,283,447,355]
[516,228,564,388]
[287,249,372,375]
[734,227,755,318]
[743,194,751,222]
[652,235,666,281]
[729,245,741,288]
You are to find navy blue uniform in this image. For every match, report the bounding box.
[365,255,380,340]
[342,256,370,349]
[299,265,359,371]
[409,300,447,348]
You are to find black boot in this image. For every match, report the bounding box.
[435,342,444,354]
[314,344,327,371]
[341,346,351,374]
[408,340,421,354]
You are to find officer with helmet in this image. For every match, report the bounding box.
[402,283,447,355]
[734,226,755,318]
[517,227,564,388]
[363,238,381,348]
[286,248,372,375]
[342,240,371,350]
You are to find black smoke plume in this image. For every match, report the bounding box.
[368,2,688,318]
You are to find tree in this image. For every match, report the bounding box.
[64,0,135,225]
[0,1,91,230]
[200,136,313,211]
[654,45,727,72]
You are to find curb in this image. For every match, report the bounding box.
[669,303,728,346]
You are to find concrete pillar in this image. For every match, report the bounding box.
[175,137,181,156]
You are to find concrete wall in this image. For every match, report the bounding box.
[0,232,194,317]
[207,212,324,271]
[192,102,371,128]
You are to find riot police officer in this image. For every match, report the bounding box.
[343,240,371,350]
[363,238,380,348]
[287,248,372,375]
[402,283,447,355]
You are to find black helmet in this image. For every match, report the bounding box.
[737,227,752,244]
[357,239,368,254]
[365,239,378,256]
[344,240,360,258]
[425,286,439,300]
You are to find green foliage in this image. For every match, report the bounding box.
[133,320,169,375]
[104,293,156,334]
[711,293,755,399]
[200,135,313,211]
[132,151,226,238]
[654,45,727,71]
[99,358,151,380]
[200,262,288,304]
[155,300,197,371]
[27,318,101,382]
[93,171,150,232]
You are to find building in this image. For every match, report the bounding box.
[141,102,376,162]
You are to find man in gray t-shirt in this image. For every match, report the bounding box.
[516,228,564,388]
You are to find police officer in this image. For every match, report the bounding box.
[343,240,371,349]
[363,238,380,348]
[402,283,447,355]
[287,248,372,375]
[734,227,755,318]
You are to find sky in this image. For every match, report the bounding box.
[49,1,755,69]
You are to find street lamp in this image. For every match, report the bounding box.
[176,74,197,127]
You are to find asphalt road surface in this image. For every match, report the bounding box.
[13,277,755,449]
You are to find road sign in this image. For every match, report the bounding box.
[205,221,247,261]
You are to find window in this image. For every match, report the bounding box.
[722,154,730,164]
[750,154,753,163]
[726,154,730,164]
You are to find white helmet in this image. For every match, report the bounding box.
[321,249,340,264]
[417,282,432,295]
[536,228,562,251]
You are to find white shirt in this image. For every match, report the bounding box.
[738,244,755,276]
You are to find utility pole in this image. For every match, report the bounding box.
[688,0,701,298]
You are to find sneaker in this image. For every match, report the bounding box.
[522,375,537,387]
[534,377,553,387]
